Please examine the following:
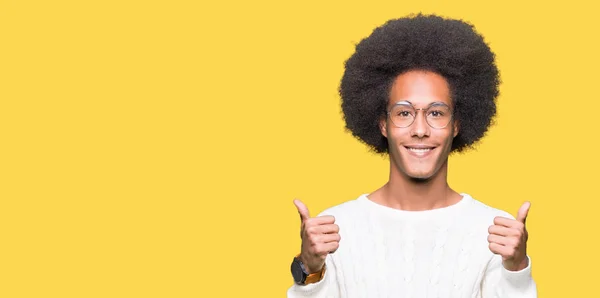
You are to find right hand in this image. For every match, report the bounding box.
[293,199,340,274]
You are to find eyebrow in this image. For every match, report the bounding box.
[392,100,447,107]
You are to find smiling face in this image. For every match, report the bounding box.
[379,70,459,180]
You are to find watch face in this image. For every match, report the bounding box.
[291,259,305,284]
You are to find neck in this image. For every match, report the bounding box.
[370,159,460,211]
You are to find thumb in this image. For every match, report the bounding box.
[516,201,531,224]
[293,199,311,222]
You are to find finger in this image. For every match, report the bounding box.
[305,223,339,235]
[320,233,341,243]
[488,225,519,237]
[322,242,340,254]
[487,234,510,246]
[516,201,531,224]
[489,242,512,256]
[306,216,336,227]
[493,216,523,229]
[293,199,311,222]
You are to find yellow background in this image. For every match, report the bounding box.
[1,0,598,297]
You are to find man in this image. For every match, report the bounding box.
[288,14,537,297]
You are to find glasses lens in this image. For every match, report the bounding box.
[390,104,415,127]
[426,104,452,128]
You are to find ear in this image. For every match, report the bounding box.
[452,119,459,138]
[379,116,388,138]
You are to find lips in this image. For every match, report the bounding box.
[403,145,436,157]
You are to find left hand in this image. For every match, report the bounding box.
[487,202,530,271]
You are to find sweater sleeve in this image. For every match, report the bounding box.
[287,254,340,298]
[481,254,537,298]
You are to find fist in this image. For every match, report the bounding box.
[294,199,340,274]
[488,201,531,271]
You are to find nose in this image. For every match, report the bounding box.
[410,109,430,138]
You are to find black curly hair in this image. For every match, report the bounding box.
[340,13,500,154]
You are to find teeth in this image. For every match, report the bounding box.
[408,148,432,152]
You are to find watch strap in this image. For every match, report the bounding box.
[296,254,326,285]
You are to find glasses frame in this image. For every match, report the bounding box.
[386,101,454,129]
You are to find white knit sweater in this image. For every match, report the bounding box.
[287,193,537,298]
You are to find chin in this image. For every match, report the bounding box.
[391,150,445,181]
[407,172,434,181]
[401,162,436,178]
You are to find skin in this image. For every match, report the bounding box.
[293,70,530,277]
[370,70,461,211]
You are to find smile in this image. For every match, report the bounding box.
[407,148,432,153]
[404,146,436,157]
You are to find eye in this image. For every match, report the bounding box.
[397,111,412,117]
[428,108,447,117]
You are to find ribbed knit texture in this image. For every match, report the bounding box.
[287,193,537,298]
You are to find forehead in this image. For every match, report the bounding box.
[388,70,451,107]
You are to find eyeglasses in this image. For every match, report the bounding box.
[387,101,453,129]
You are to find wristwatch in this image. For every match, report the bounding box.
[291,255,326,285]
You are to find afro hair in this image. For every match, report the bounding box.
[339,13,500,154]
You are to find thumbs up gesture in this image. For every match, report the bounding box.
[488,202,531,271]
[293,199,341,274]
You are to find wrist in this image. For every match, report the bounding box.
[298,253,324,274]
[293,254,326,285]
[504,256,529,271]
